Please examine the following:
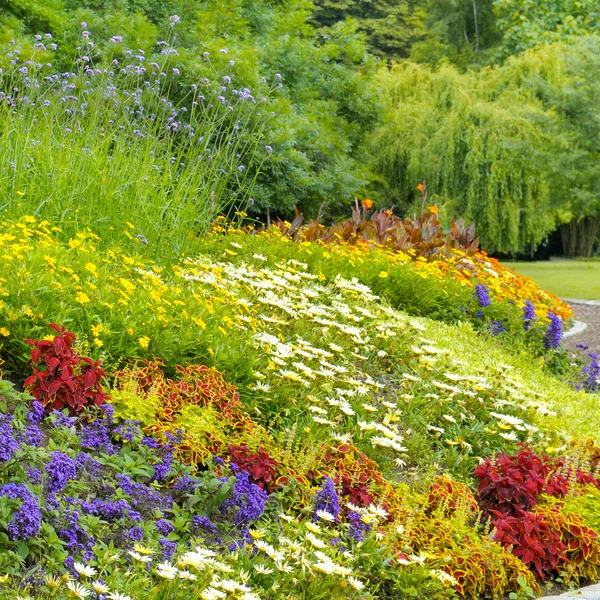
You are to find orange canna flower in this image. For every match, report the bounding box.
[427,205,439,215]
[361,198,374,210]
[417,183,425,193]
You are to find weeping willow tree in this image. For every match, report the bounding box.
[371,36,600,256]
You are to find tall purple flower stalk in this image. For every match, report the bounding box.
[544,312,563,349]
[523,301,536,331]
[313,477,340,521]
[474,284,491,308]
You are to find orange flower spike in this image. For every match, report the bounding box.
[361,198,374,210]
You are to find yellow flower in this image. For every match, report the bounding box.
[85,262,98,278]
[378,271,389,278]
[91,324,103,337]
[0,328,9,337]
[93,338,103,348]
[127,328,134,335]
[16,191,25,196]
[76,291,91,304]
[138,336,150,349]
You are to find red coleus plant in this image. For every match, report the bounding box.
[473,447,568,516]
[491,508,567,580]
[24,324,109,415]
[227,444,279,492]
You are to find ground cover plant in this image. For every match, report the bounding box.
[0,216,599,599]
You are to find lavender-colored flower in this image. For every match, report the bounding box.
[26,468,42,485]
[490,320,506,336]
[313,477,340,521]
[114,420,140,443]
[581,352,600,392]
[51,411,76,428]
[347,511,371,541]
[80,419,115,454]
[124,525,144,541]
[156,519,175,536]
[152,452,172,483]
[0,415,19,462]
[46,451,77,493]
[219,470,267,526]
[0,483,42,540]
[27,400,45,424]
[75,452,101,477]
[20,424,43,447]
[212,455,225,466]
[159,539,176,561]
[523,300,536,331]
[192,514,217,533]
[474,284,491,308]
[142,436,159,449]
[544,312,563,349]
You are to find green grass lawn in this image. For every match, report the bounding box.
[507,261,600,300]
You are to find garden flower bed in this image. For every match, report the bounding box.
[0,218,598,599]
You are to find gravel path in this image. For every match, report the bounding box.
[563,300,600,354]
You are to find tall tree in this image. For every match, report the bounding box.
[409,0,501,68]
[493,0,600,59]
[311,0,426,60]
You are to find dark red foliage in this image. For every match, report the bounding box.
[24,324,108,415]
[492,509,567,580]
[227,444,279,492]
[473,447,567,516]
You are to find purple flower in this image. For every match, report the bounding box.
[124,525,144,541]
[0,415,19,462]
[159,539,176,561]
[212,455,225,466]
[27,401,45,424]
[474,284,491,309]
[51,411,76,428]
[46,451,77,493]
[20,424,43,447]
[581,352,600,392]
[219,470,267,526]
[26,468,42,485]
[156,519,175,536]
[313,477,340,521]
[523,301,536,331]
[544,312,563,349]
[0,483,42,540]
[80,419,115,454]
[114,420,140,443]
[490,320,506,336]
[192,514,217,533]
[347,511,370,541]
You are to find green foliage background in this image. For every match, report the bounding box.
[1,0,599,254]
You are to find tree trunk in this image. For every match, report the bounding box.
[560,216,600,258]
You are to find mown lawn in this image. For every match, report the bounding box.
[507,261,600,300]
